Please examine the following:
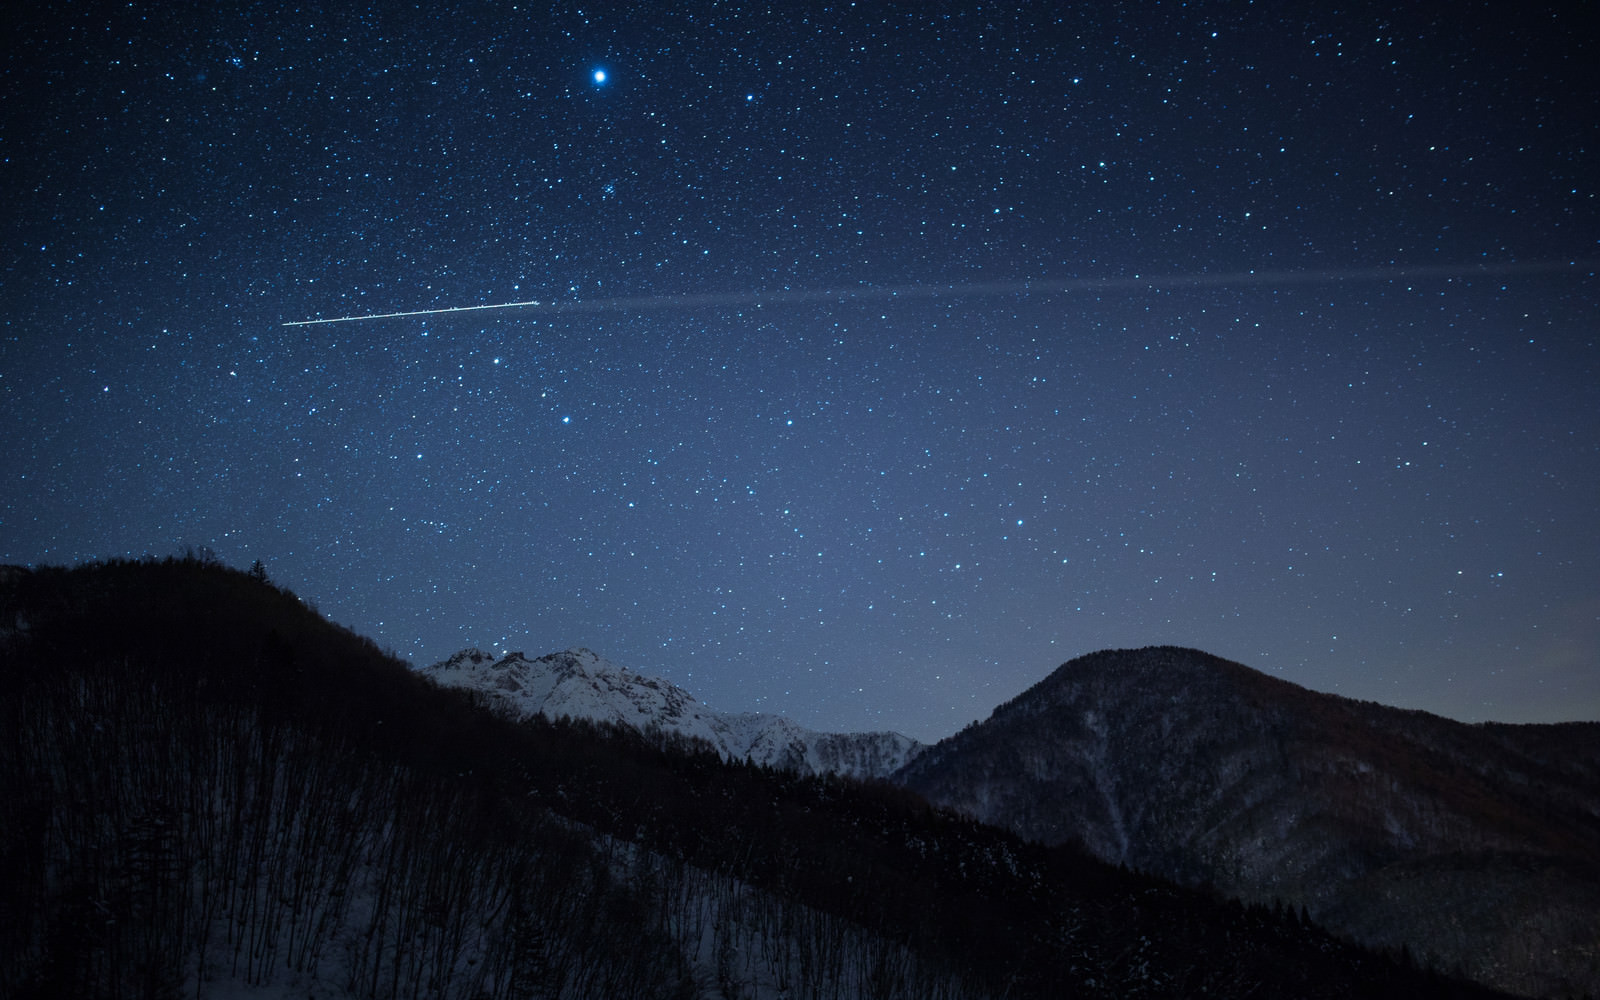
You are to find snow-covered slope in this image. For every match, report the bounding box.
[419,647,924,780]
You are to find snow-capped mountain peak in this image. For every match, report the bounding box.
[419,647,924,780]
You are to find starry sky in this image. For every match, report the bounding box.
[4,1,1597,741]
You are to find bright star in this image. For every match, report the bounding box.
[593,68,607,85]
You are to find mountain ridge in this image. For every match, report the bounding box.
[893,645,1600,998]
[419,645,926,780]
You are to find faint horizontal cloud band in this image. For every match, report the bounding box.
[283,258,1597,327]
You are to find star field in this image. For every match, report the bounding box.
[3,2,1597,740]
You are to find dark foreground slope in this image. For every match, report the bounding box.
[1,561,1507,998]
[895,646,1600,998]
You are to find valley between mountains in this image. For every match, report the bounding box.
[4,558,1596,998]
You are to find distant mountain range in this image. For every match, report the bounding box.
[420,646,924,780]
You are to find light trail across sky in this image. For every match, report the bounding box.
[282,259,1596,326]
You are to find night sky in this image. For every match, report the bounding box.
[5,2,1597,741]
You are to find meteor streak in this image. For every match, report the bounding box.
[283,299,549,326]
[283,259,1595,326]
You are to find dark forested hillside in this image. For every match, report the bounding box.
[895,646,1600,998]
[1,561,1512,998]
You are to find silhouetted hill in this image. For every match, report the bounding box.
[894,646,1600,997]
[0,562,1514,998]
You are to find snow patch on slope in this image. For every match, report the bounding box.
[420,647,924,780]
